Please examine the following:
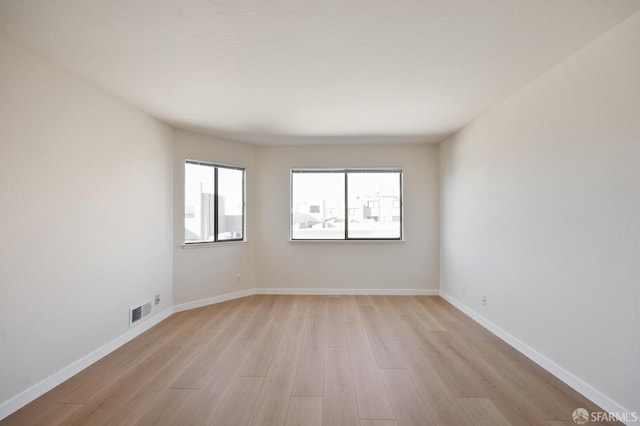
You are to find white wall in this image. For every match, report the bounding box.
[173,130,257,305]
[255,144,439,292]
[439,12,640,415]
[0,35,174,406]
[6,5,637,418]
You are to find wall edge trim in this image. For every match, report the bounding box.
[173,288,257,312]
[0,307,174,421]
[5,288,630,423]
[256,288,438,296]
[439,291,634,423]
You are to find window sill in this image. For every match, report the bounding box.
[180,241,248,248]
[288,239,405,243]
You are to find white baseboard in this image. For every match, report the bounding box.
[173,288,257,312]
[0,307,174,421]
[439,291,636,424]
[6,288,630,424]
[0,288,438,420]
[256,288,439,296]
[173,288,437,313]
[1,285,438,420]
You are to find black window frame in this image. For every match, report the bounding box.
[290,168,403,241]
[184,160,246,245]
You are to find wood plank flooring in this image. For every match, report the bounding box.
[1,295,618,425]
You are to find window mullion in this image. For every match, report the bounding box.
[213,167,219,242]
[399,173,403,240]
[241,168,246,239]
[344,172,349,240]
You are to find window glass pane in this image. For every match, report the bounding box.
[217,167,244,240]
[185,163,215,242]
[347,172,401,239]
[292,172,345,239]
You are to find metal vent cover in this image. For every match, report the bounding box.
[130,300,152,327]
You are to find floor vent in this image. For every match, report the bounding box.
[130,300,152,327]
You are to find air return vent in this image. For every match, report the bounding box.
[129,300,152,327]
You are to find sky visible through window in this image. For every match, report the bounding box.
[292,170,401,240]
[185,162,244,242]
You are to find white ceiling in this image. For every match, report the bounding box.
[1,1,639,144]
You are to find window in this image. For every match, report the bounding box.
[185,160,245,244]
[291,169,402,240]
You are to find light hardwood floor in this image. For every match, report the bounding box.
[2,295,617,425]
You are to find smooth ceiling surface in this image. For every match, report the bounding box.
[1,1,639,144]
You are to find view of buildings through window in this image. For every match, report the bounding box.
[291,169,402,240]
[185,161,244,243]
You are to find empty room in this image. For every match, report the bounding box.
[1,1,639,425]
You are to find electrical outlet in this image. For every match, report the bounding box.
[154,294,160,305]
[482,296,487,306]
